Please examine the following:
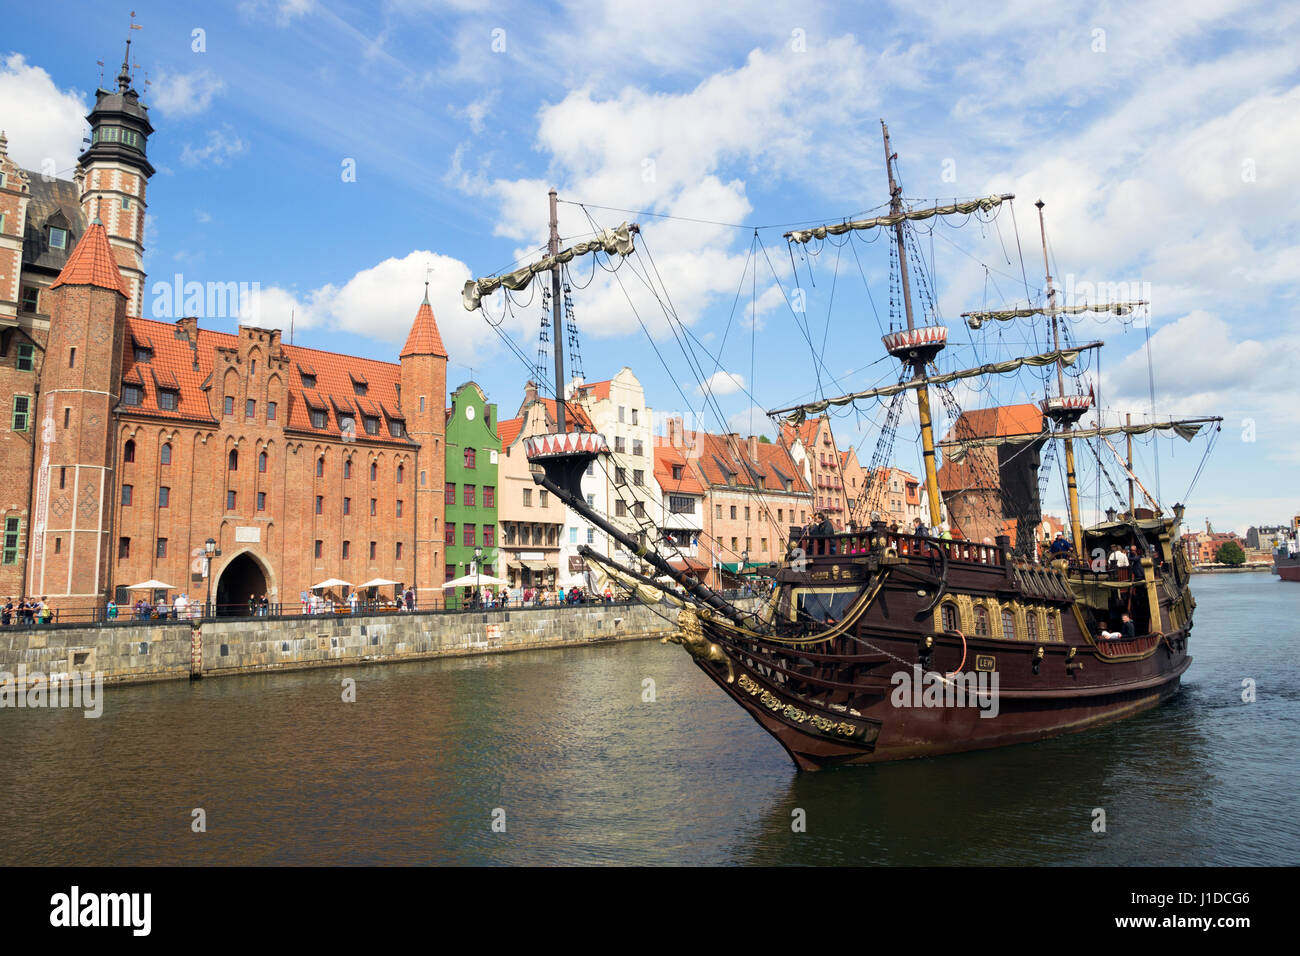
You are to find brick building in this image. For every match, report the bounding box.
[860,466,926,528]
[937,403,1045,553]
[669,418,811,586]
[778,415,849,527]
[0,53,451,616]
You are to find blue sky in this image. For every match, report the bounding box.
[4,0,1297,534]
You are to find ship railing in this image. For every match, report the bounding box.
[798,531,1005,567]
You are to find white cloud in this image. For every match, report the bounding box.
[1100,312,1300,462]
[455,92,497,134]
[151,70,225,117]
[239,0,316,26]
[726,403,772,437]
[240,250,516,366]
[698,370,746,397]
[0,54,87,174]
[181,127,248,167]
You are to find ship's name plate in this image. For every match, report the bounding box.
[235,526,261,543]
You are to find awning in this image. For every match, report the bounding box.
[715,562,773,575]
[668,557,710,572]
[523,560,551,573]
[507,561,525,570]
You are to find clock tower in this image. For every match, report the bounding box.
[76,37,154,318]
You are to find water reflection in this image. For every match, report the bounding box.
[0,573,1295,865]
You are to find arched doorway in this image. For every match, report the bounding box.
[215,551,269,616]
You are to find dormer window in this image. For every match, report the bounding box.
[122,384,142,406]
[672,465,683,480]
[310,409,327,429]
[363,416,379,435]
[158,388,179,411]
[301,373,316,389]
[389,419,404,438]
[49,227,67,250]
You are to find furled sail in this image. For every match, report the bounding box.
[463,222,639,311]
[962,301,1148,329]
[785,194,1014,245]
[939,417,1222,463]
[768,343,1101,423]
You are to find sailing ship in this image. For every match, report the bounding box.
[462,126,1222,770]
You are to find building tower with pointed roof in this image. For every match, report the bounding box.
[400,286,448,607]
[76,36,155,318]
[28,221,129,603]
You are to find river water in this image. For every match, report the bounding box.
[1,572,1296,865]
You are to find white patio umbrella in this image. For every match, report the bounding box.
[127,579,176,590]
[310,578,352,590]
[358,578,400,588]
[442,573,511,588]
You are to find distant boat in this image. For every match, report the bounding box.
[1274,527,1300,581]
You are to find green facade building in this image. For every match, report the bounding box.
[443,382,499,608]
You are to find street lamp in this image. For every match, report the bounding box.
[474,544,484,610]
[204,537,222,617]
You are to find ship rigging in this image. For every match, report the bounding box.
[461,121,1223,769]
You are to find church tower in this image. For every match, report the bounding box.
[400,286,448,607]
[76,37,154,318]
[29,221,128,610]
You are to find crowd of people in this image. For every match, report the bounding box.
[1,596,52,626]
[470,584,619,609]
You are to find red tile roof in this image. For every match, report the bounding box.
[538,398,594,432]
[951,403,1043,439]
[653,438,705,495]
[571,379,612,402]
[778,418,820,450]
[681,430,808,494]
[49,221,128,297]
[399,295,448,358]
[937,404,1044,493]
[497,416,524,449]
[117,316,414,445]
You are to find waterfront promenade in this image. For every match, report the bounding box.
[0,596,757,688]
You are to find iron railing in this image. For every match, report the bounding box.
[0,589,757,630]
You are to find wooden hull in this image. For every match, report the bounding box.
[677,535,1195,770]
[696,648,1190,770]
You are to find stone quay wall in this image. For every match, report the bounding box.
[0,598,737,686]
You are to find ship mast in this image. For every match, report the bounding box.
[882,121,943,528]
[1035,200,1084,557]
[548,187,566,433]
